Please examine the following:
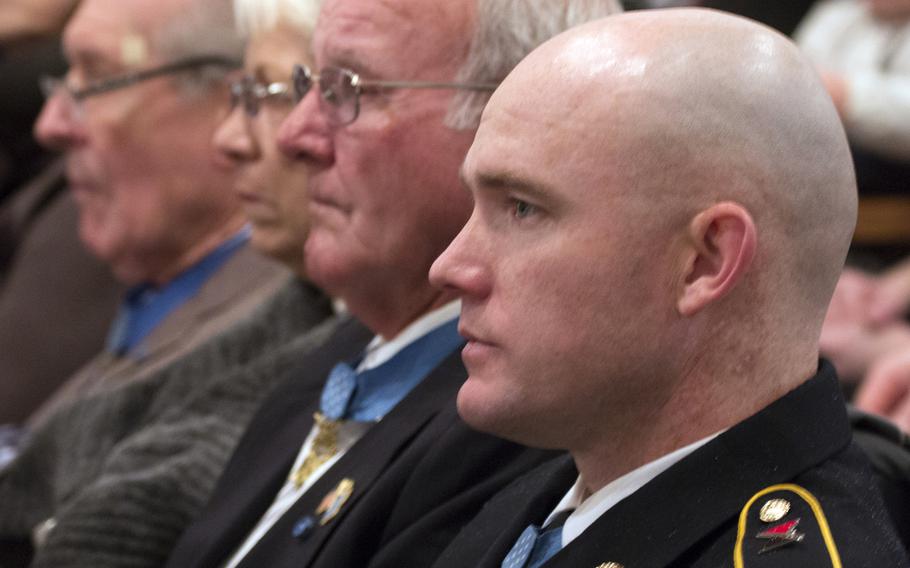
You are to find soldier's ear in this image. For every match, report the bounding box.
[676,202,756,317]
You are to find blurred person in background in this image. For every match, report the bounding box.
[799,0,910,431]
[0,0,124,428]
[22,0,290,428]
[0,0,330,566]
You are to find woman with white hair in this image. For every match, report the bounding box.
[215,0,320,270]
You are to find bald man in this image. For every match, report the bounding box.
[428,9,909,568]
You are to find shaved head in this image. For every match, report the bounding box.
[433,8,857,467]
[485,8,856,352]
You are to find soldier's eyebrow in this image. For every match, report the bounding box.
[470,169,553,202]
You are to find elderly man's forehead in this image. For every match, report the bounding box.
[62,0,173,67]
[313,0,474,68]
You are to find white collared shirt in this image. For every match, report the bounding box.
[222,300,461,568]
[545,432,722,547]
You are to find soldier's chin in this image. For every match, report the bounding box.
[455,380,534,446]
[456,379,503,433]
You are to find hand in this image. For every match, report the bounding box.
[821,318,910,382]
[823,267,878,328]
[858,347,910,432]
[868,257,910,324]
[823,263,910,330]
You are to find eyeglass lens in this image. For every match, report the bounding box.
[229,76,259,116]
[38,75,86,120]
[291,64,360,126]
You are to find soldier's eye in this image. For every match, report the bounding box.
[513,199,537,219]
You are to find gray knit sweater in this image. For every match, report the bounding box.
[0,278,336,567]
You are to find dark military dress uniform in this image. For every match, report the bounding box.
[431,361,909,568]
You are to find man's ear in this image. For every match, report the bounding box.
[677,202,756,317]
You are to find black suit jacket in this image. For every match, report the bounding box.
[432,361,910,568]
[167,317,558,568]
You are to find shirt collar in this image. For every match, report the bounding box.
[358,300,462,372]
[549,430,723,547]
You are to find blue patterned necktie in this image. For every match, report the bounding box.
[501,510,573,568]
[320,361,358,420]
[290,319,463,488]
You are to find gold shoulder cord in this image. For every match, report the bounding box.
[733,483,842,568]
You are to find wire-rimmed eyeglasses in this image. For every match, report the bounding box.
[39,55,240,116]
[228,74,293,117]
[291,64,498,126]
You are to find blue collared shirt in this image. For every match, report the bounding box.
[105,227,251,357]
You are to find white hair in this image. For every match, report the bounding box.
[446,0,624,129]
[233,0,320,38]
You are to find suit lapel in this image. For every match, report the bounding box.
[548,364,851,568]
[469,455,579,568]
[180,317,372,568]
[239,349,469,567]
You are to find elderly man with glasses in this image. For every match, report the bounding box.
[0,0,301,566]
[22,0,293,420]
[164,1,622,567]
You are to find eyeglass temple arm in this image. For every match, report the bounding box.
[74,55,241,100]
[356,78,498,92]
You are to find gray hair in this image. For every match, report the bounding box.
[446,0,624,129]
[233,0,321,39]
[150,0,246,95]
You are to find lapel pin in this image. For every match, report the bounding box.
[758,498,791,523]
[756,518,804,554]
[317,478,355,526]
[291,514,316,541]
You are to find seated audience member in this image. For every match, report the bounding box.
[428,9,908,567]
[22,0,290,429]
[165,2,622,567]
[800,0,910,430]
[0,0,123,426]
[0,0,334,566]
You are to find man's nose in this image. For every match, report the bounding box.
[276,87,334,164]
[33,89,87,151]
[429,214,492,301]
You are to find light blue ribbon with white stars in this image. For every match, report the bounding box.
[318,317,463,422]
[501,514,570,568]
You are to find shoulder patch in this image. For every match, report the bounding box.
[733,484,842,568]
